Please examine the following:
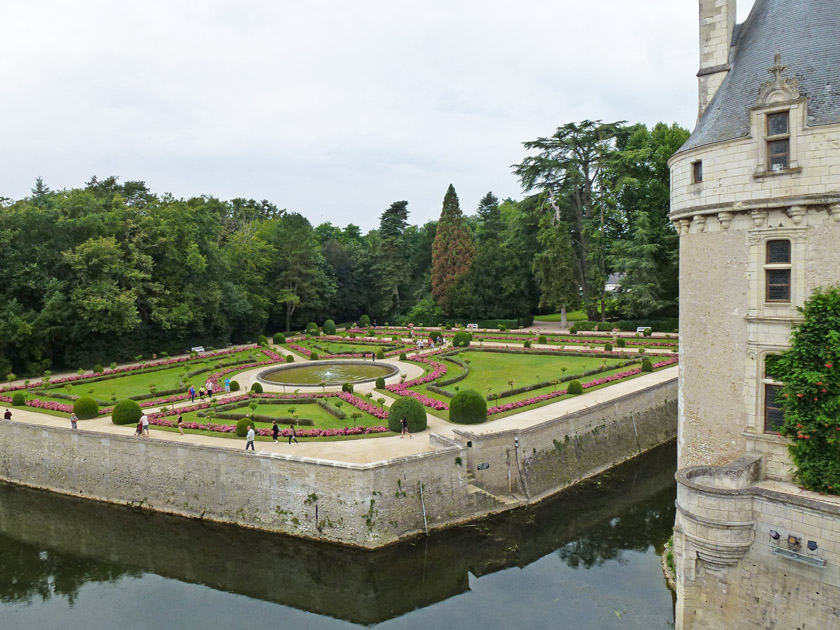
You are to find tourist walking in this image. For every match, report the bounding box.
[3,408,11,420]
[245,425,255,451]
[272,420,280,443]
[206,380,214,398]
[288,423,299,445]
[177,414,184,435]
[140,413,150,437]
[199,385,206,400]
[224,378,231,394]
[70,412,78,430]
[400,415,411,439]
[189,385,196,403]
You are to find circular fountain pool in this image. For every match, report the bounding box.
[258,361,399,386]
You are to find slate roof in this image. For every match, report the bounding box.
[679,0,840,154]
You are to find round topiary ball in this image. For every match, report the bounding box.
[273,332,286,344]
[641,359,653,372]
[306,322,320,337]
[452,331,471,348]
[285,354,294,363]
[257,335,268,347]
[11,392,26,406]
[538,335,547,344]
[250,382,263,394]
[569,326,578,334]
[375,349,385,359]
[567,380,584,395]
[617,338,626,347]
[375,376,386,389]
[236,417,255,437]
[93,364,105,374]
[399,352,407,361]
[604,342,613,352]
[230,380,240,392]
[449,390,487,424]
[310,351,320,361]
[323,319,337,335]
[341,382,354,393]
[524,340,532,349]
[112,399,142,425]
[359,314,371,327]
[73,396,100,420]
[387,397,427,433]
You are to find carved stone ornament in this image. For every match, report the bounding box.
[757,53,800,106]
[750,210,767,228]
[693,215,707,233]
[717,211,734,230]
[831,204,840,222]
[678,219,692,235]
[787,205,806,225]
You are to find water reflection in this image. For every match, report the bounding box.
[0,441,676,628]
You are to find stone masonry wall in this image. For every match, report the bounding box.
[454,376,677,500]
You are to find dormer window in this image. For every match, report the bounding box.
[766,112,790,171]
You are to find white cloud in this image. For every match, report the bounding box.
[0,0,757,229]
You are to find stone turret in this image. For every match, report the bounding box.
[698,0,736,116]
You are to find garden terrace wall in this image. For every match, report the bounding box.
[453,375,678,500]
[0,420,499,549]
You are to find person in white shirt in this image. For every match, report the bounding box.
[245,426,255,451]
[141,413,150,437]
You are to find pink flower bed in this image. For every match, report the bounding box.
[289,339,406,360]
[146,415,388,438]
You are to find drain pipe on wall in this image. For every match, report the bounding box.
[513,435,531,500]
[419,481,429,536]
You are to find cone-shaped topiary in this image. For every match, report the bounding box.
[274,332,286,344]
[73,396,100,420]
[236,417,255,437]
[449,389,487,424]
[112,399,142,425]
[11,392,26,406]
[387,397,427,433]
[359,314,371,327]
[323,319,336,335]
[250,382,263,393]
[641,359,653,372]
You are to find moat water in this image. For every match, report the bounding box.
[0,441,677,630]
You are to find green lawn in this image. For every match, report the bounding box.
[295,339,408,354]
[40,349,269,401]
[533,309,589,322]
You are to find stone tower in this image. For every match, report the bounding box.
[669,0,840,628]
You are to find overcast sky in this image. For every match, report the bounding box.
[0,0,756,230]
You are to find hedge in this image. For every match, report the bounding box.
[235,418,255,437]
[12,392,26,406]
[449,390,487,424]
[387,397,427,433]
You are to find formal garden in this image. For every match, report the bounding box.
[1,319,678,441]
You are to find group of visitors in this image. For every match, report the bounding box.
[188,378,233,403]
[247,419,299,451]
[415,336,444,352]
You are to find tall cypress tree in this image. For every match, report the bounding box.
[431,185,476,307]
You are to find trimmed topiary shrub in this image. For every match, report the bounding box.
[11,392,26,406]
[375,349,385,359]
[538,335,547,344]
[323,319,336,335]
[523,340,532,349]
[235,417,255,437]
[257,335,269,347]
[452,331,471,347]
[567,380,584,395]
[285,354,294,363]
[341,382,354,393]
[375,376,386,389]
[569,326,578,334]
[641,359,653,372]
[306,322,320,337]
[399,352,407,361]
[92,364,105,374]
[112,399,142,425]
[230,380,240,392]
[274,332,286,344]
[310,351,320,360]
[387,397,427,433]
[73,396,100,420]
[643,328,653,337]
[617,338,626,348]
[604,342,613,352]
[359,314,371,327]
[449,390,488,424]
[250,382,263,393]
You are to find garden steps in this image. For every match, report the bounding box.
[465,471,519,506]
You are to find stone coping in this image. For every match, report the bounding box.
[255,360,399,388]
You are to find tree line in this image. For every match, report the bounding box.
[0,120,688,375]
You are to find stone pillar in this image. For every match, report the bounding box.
[698,0,736,116]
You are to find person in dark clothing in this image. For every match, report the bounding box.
[272,420,280,443]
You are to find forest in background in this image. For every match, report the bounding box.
[0,121,688,375]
